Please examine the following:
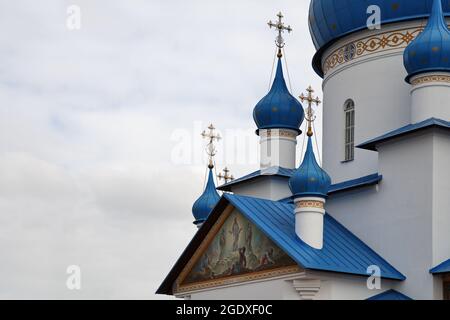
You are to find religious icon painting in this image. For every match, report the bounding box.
[179,210,297,289]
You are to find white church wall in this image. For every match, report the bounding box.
[314,272,397,300]
[432,131,450,269]
[179,270,397,300]
[326,131,437,299]
[183,275,300,300]
[320,21,421,184]
[231,177,291,201]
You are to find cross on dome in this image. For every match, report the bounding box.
[218,167,234,184]
[300,86,321,137]
[268,12,292,58]
[201,124,221,169]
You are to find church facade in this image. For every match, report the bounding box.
[157,0,450,300]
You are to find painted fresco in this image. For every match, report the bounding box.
[182,211,296,285]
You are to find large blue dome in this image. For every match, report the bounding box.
[253,58,304,135]
[289,136,331,198]
[309,0,450,76]
[404,0,450,82]
[192,168,220,225]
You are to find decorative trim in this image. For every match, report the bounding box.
[296,200,324,209]
[292,279,321,300]
[261,129,297,139]
[323,26,424,75]
[177,266,301,294]
[261,129,271,138]
[279,129,297,139]
[173,205,301,294]
[411,74,450,85]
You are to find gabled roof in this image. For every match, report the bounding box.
[157,194,405,295]
[217,167,295,191]
[367,289,413,301]
[430,259,450,274]
[226,194,405,281]
[357,118,450,151]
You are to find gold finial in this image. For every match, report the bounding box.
[218,167,234,184]
[201,124,221,168]
[299,86,321,137]
[268,11,293,58]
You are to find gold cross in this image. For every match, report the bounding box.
[268,12,292,58]
[218,167,234,184]
[299,86,321,137]
[201,124,221,168]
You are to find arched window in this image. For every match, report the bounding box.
[344,100,355,162]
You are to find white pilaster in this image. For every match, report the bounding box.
[259,129,298,169]
[410,73,450,123]
[294,197,326,249]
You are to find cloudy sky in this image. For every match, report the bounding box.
[0,0,322,299]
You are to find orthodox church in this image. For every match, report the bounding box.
[157,0,450,300]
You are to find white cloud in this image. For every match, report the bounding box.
[0,0,321,298]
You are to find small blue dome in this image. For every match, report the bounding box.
[253,58,304,135]
[404,0,450,82]
[289,136,331,198]
[192,168,220,225]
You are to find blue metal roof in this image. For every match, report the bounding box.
[430,259,450,274]
[289,136,331,198]
[367,289,413,300]
[253,58,304,134]
[404,0,450,83]
[358,118,450,151]
[224,194,405,280]
[217,167,295,191]
[328,173,382,195]
[272,173,383,204]
[157,193,405,295]
[309,0,450,77]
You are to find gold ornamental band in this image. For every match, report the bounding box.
[411,74,450,85]
[296,200,324,209]
[261,129,297,139]
[323,26,425,75]
[176,265,301,294]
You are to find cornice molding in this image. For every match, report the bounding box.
[292,278,321,300]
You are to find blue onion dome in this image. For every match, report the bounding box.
[253,58,304,135]
[309,0,450,77]
[404,0,450,83]
[289,136,331,198]
[192,168,220,225]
